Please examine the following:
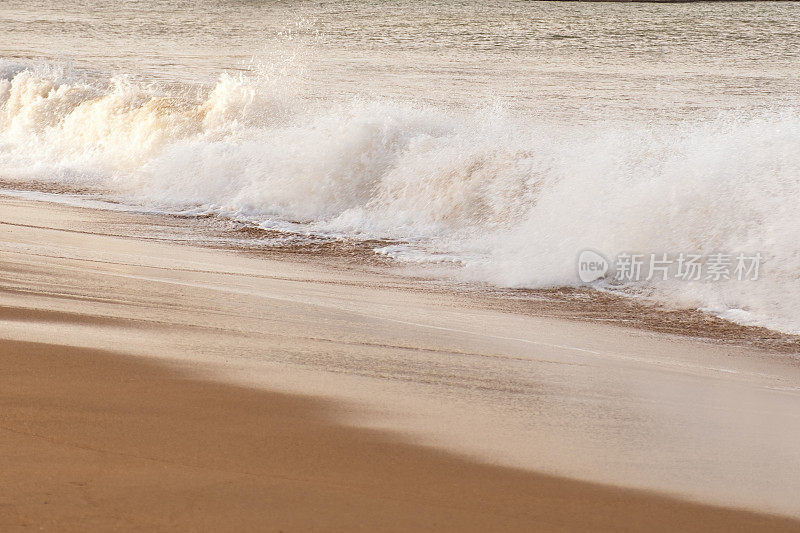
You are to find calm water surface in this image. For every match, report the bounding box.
[2,1,799,121]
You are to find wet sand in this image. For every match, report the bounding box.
[1,194,800,530]
[2,338,798,532]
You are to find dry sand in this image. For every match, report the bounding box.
[1,194,799,530]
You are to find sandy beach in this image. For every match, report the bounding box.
[0,194,799,530]
[3,0,800,529]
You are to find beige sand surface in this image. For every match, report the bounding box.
[1,194,799,530]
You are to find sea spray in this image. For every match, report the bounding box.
[2,61,800,333]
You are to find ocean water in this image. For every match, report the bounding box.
[2,1,800,333]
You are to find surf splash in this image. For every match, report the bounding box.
[2,60,800,334]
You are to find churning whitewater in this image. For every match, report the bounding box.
[2,60,800,334]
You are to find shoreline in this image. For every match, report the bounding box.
[2,194,800,526]
[3,188,796,354]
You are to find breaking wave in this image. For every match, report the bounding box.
[2,60,800,334]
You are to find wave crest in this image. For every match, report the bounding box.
[2,60,800,333]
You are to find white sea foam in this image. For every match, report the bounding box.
[2,60,800,334]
